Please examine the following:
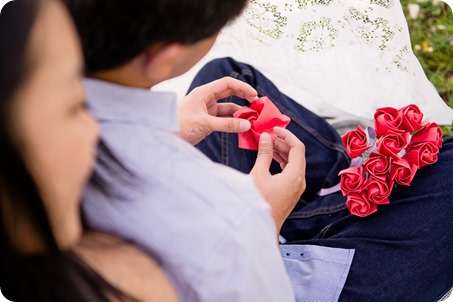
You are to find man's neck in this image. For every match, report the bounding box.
[89,71,154,89]
[88,57,157,89]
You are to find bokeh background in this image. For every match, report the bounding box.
[401,0,453,135]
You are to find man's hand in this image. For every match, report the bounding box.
[251,127,307,234]
[177,77,258,145]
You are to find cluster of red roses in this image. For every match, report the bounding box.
[339,104,443,217]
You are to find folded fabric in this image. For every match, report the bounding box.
[233,96,291,150]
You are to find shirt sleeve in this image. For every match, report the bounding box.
[83,126,296,302]
[192,200,296,302]
[84,178,295,302]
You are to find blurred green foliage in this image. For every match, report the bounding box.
[400,0,453,135]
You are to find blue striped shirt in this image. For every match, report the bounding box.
[83,78,354,302]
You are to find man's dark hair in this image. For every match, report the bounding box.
[63,0,248,72]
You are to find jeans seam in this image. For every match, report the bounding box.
[221,132,229,165]
[319,224,332,239]
[287,203,347,219]
[232,67,254,79]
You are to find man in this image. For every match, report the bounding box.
[64,0,453,301]
[63,1,313,301]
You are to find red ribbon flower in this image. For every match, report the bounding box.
[362,176,393,205]
[404,142,439,168]
[363,152,391,180]
[233,96,290,150]
[346,192,378,218]
[339,167,366,196]
[410,122,443,148]
[390,158,418,186]
[341,125,371,158]
[376,132,410,159]
[399,104,424,133]
[403,122,443,168]
[374,107,404,138]
[338,104,443,218]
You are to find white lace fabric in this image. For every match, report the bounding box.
[154,0,453,124]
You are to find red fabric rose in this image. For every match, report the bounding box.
[390,158,418,186]
[346,192,378,217]
[339,167,366,196]
[404,142,439,168]
[410,122,443,148]
[374,107,404,138]
[233,96,290,150]
[363,152,391,180]
[362,176,393,205]
[341,126,371,158]
[376,132,410,159]
[338,104,443,218]
[399,104,424,133]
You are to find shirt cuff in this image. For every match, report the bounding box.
[280,244,355,302]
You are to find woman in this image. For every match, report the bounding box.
[0,0,179,301]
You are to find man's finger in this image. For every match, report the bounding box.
[274,149,288,164]
[274,127,301,148]
[207,116,251,133]
[274,127,306,175]
[253,132,274,172]
[217,103,243,117]
[273,137,290,159]
[196,77,258,103]
[273,151,287,170]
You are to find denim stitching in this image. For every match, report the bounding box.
[221,132,227,165]
[225,132,229,166]
[319,224,332,239]
[287,203,347,219]
[230,71,241,79]
[241,70,254,78]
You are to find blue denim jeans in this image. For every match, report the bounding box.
[190,57,453,302]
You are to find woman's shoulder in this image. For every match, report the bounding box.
[75,232,179,302]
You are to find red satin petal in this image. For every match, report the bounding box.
[233,97,291,150]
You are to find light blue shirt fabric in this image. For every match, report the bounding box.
[83,78,354,302]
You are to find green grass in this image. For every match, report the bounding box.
[400,0,453,136]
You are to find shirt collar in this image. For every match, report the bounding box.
[84,78,179,132]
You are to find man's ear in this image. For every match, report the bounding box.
[142,43,185,82]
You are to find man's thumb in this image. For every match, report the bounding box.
[254,132,274,171]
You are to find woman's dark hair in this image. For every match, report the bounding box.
[62,0,248,72]
[0,1,129,301]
